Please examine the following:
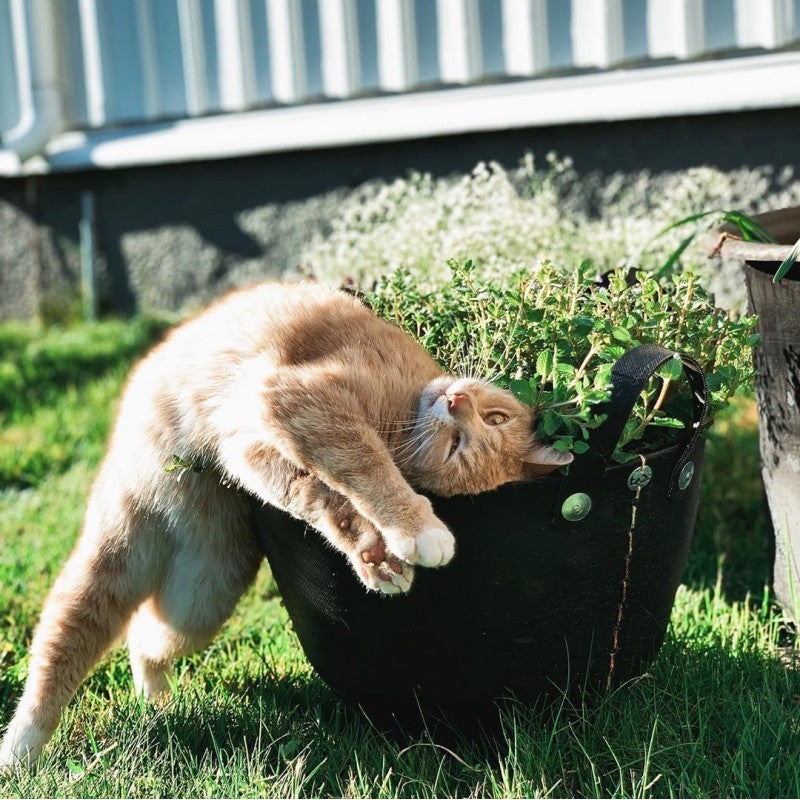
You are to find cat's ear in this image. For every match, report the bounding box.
[522,441,574,477]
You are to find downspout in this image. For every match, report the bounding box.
[0,0,61,175]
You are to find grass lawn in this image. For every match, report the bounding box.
[0,319,798,798]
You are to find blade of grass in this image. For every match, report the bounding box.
[651,209,724,238]
[654,232,698,279]
[773,235,800,283]
[722,211,776,244]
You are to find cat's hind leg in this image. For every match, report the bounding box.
[127,601,195,700]
[0,488,163,769]
[127,505,261,701]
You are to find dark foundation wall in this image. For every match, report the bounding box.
[1,106,799,320]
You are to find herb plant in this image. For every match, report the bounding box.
[367,261,758,462]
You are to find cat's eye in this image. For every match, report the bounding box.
[484,412,508,426]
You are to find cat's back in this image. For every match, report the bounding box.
[131,282,368,372]
[123,281,437,418]
[104,281,439,486]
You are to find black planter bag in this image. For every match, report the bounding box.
[745,260,800,619]
[253,344,708,714]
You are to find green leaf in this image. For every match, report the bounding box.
[572,315,594,331]
[536,350,554,379]
[655,232,697,279]
[657,356,683,382]
[573,440,590,454]
[773,235,800,283]
[555,362,576,379]
[722,211,777,244]
[509,379,534,405]
[611,326,634,344]
[601,345,626,362]
[705,372,724,393]
[652,209,723,237]
[649,416,686,429]
[543,410,560,436]
[594,364,613,389]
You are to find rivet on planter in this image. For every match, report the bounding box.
[627,465,653,491]
[678,461,695,491]
[561,492,592,522]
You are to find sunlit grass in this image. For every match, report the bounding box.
[1,319,798,798]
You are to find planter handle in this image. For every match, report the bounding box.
[553,344,708,526]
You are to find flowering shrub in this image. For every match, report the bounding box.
[303,155,800,307]
[367,260,758,462]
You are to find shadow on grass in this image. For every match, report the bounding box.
[67,638,800,798]
[3,594,798,797]
[683,396,773,603]
[0,316,173,418]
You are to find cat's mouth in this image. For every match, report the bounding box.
[447,431,462,460]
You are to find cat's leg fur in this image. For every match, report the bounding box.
[0,485,164,769]
[285,469,414,593]
[218,441,413,593]
[219,390,454,572]
[257,376,454,568]
[127,507,261,699]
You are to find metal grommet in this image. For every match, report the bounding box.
[627,465,653,491]
[561,492,592,522]
[678,461,695,491]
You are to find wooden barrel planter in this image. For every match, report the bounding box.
[715,206,800,619]
[252,344,708,720]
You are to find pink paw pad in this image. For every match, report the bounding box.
[377,558,404,580]
[360,540,387,564]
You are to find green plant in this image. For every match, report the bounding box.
[775,235,800,282]
[302,157,800,309]
[644,207,800,283]
[367,261,758,462]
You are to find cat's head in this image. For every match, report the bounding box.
[404,377,573,496]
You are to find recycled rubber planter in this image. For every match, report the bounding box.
[253,344,708,715]
[716,206,800,619]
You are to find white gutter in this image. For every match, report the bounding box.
[0,0,61,177]
[37,49,800,174]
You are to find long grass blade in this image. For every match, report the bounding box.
[723,211,776,244]
[651,209,723,239]
[773,235,800,283]
[654,232,697,279]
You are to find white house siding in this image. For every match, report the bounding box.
[1,0,800,175]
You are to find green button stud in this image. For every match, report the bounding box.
[561,492,592,522]
[678,461,695,491]
[627,465,653,491]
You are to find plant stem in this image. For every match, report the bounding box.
[621,377,673,446]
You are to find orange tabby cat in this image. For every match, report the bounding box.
[0,282,570,767]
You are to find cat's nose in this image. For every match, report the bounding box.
[447,392,468,411]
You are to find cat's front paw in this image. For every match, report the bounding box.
[382,520,455,568]
[351,531,414,595]
[415,525,455,567]
[359,558,415,595]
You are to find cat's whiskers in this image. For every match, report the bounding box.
[392,420,437,455]
[390,426,432,457]
[393,428,438,470]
